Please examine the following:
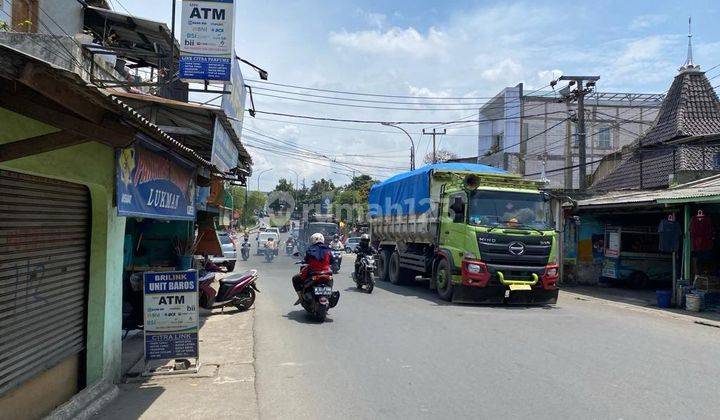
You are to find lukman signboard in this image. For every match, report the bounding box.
[116,144,197,220]
[179,0,235,81]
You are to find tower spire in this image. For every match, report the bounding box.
[683,17,697,70]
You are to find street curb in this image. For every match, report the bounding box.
[561,290,720,328]
[45,380,119,420]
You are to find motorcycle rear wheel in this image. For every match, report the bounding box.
[314,306,327,322]
[234,288,256,311]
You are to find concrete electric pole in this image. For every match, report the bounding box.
[552,75,600,190]
[422,128,447,163]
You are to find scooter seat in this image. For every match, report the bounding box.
[221,270,256,284]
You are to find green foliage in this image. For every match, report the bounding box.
[331,175,379,224]
[229,186,266,227]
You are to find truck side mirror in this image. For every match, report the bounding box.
[450,197,465,223]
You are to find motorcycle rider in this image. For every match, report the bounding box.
[264,236,277,254]
[330,234,343,251]
[354,234,373,278]
[292,233,332,305]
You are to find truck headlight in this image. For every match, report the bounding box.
[467,263,482,274]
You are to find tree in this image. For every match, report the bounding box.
[229,186,267,227]
[423,149,458,164]
[268,177,295,212]
[332,175,379,225]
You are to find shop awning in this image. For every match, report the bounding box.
[572,174,720,209]
[108,91,252,174]
[0,44,211,168]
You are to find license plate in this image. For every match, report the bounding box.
[509,284,532,291]
[314,286,333,296]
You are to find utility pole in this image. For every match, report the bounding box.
[422,128,447,163]
[552,75,599,190]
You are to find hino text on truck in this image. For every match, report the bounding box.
[368,163,559,304]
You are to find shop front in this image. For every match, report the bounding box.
[116,141,199,333]
[566,175,720,314]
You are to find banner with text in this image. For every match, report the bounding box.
[116,144,196,220]
[179,0,235,81]
[143,270,199,361]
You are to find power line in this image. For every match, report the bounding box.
[246,109,570,125]
[246,78,529,100]
[246,85,498,106]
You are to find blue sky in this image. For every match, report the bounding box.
[117,0,720,189]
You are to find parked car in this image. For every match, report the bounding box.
[265,227,280,235]
[344,237,361,253]
[211,231,237,271]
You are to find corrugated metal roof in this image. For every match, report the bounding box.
[0,43,214,169]
[575,174,720,208]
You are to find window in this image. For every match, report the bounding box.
[596,125,612,149]
[493,133,504,150]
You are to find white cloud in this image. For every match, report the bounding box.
[328,26,446,58]
[479,58,523,83]
[630,14,667,30]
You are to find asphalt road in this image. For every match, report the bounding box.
[239,242,720,419]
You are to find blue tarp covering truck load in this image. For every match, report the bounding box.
[368,163,560,304]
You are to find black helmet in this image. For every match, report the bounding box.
[360,233,370,245]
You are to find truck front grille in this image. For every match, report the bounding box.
[476,232,551,267]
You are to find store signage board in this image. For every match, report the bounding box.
[211,120,239,173]
[605,230,620,258]
[179,0,235,81]
[210,57,244,173]
[116,144,196,220]
[143,270,199,368]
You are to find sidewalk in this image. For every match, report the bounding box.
[561,286,720,327]
[92,305,257,419]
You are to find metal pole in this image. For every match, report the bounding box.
[170,0,176,81]
[422,129,447,164]
[577,80,587,189]
[382,123,415,170]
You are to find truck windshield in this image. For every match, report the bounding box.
[467,190,552,229]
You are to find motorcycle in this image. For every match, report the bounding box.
[285,242,294,255]
[353,254,376,293]
[199,269,259,312]
[264,241,277,262]
[240,243,251,261]
[330,249,342,274]
[296,262,340,322]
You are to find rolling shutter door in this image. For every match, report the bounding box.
[0,170,89,396]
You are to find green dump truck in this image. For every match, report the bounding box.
[368,163,559,304]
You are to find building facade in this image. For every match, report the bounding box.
[477,84,664,189]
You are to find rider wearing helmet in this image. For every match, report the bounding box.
[354,233,373,275]
[292,233,332,304]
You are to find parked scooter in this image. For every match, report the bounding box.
[353,254,376,293]
[241,242,251,261]
[296,262,340,322]
[199,269,259,312]
[330,249,342,274]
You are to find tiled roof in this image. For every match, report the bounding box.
[641,70,720,146]
[591,68,720,191]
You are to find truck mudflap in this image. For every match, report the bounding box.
[452,285,558,305]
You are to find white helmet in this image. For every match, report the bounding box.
[310,233,325,244]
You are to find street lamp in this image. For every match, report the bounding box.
[286,168,300,191]
[256,168,272,192]
[381,122,415,170]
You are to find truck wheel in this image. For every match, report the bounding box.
[388,251,411,285]
[377,249,390,282]
[388,251,402,284]
[434,259,454,301]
